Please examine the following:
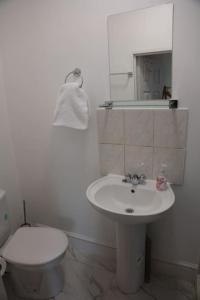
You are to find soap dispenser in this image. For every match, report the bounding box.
[156,163,168,191]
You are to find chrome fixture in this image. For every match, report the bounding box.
[110,71,133,77]
[65,68,83,88]
[98,100,176,110]
[122,173,146,185]
[99,101,113,109]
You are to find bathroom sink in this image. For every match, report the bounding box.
[86,174,175,225]
[86,174,175,293]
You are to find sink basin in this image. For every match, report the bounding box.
[86,174,175,294]
[87,174,175,225]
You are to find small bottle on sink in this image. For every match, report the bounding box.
[156,164,167,191]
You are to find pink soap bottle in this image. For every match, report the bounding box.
[156,164,167,191]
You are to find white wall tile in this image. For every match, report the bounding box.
[98,109,188,184]
[97,110,124,144]
[99,144,124,176]
[153,148,185,184]
[124,110,154,146]
[125,145,153,178]
[154,110,188,148]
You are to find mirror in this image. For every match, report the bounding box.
[108,3,173,101]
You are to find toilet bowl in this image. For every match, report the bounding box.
[0,190,69,299]
[3,226,68,299]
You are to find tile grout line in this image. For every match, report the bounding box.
[152,110,155,179]
[123,110,125,174]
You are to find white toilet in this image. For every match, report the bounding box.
[0,189,69,299]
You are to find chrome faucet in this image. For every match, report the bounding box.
[122,173,146,185]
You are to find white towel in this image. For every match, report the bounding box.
[53,82,90,130]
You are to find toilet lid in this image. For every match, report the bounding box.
[2,226,68,266]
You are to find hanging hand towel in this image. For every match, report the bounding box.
[53,82,90,130]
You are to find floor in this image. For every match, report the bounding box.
[4,245,196,300]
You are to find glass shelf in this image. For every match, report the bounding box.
[99,100,173,109]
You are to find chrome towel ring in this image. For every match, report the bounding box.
[64,68,83,88]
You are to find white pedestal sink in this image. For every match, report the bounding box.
[86,174,175,293]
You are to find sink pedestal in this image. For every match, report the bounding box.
[116,223,146,294]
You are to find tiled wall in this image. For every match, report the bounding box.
[97,108,188,184]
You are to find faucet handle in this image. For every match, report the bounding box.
[138,174,146,184]
[122,173,132,183]
[131,174,139,185]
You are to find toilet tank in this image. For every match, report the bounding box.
[0,189,10,247]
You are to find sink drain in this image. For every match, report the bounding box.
[125,208,134,214]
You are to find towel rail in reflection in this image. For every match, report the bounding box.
[110,72,133,77]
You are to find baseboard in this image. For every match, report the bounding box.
[35,224,197,282]
[65,230,198,281]
[66,230,115,249]
[151,258,197,282]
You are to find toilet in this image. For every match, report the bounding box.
[0,189,69,299]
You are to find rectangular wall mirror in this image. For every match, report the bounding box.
[107,3,173,101]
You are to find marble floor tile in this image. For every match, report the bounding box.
[66,244,116,272]
[143,276,195,300]
[63,249,115,300]
[55,292,66,300]
[62,247,196,300]
[3,246,196,300]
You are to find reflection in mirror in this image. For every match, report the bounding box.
[136,52,172,100]
[108,3,173,101]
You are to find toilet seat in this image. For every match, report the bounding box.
[2,226,68,267]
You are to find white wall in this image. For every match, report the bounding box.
[0,0,200,266]
[0,53,22,231]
